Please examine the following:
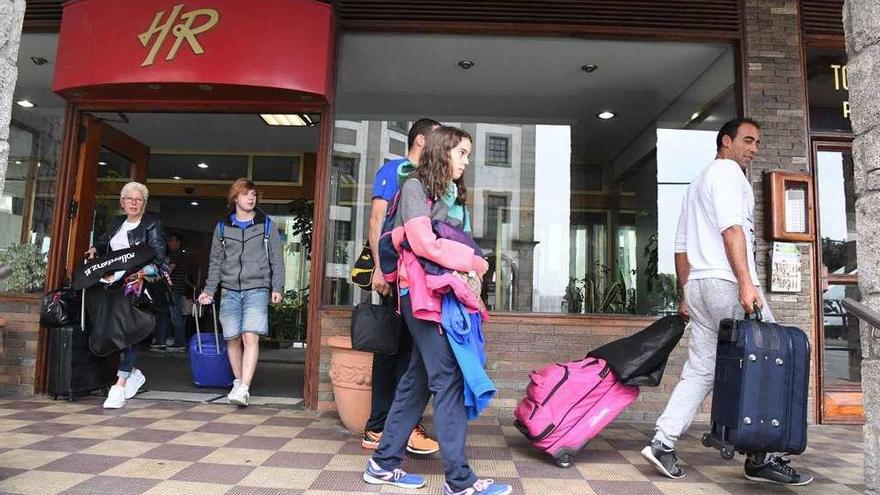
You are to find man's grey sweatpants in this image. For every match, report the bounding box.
[653,278,774,448]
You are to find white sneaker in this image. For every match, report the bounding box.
[103,385,125,409]
[123,369,146,399]
[228,384,249,407]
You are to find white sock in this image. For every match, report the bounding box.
[233,379,241,388]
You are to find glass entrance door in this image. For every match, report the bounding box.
[814,142,863,423]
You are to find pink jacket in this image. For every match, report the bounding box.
[392,216,489,323]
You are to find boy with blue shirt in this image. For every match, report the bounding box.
[362,119,441,455]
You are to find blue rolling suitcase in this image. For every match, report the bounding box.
[702,308,810,459]
[188,303,235,388]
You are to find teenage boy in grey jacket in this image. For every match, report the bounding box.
[199,178,285,406]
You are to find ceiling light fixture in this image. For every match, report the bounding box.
[98,161,108,166]
[581,64,598,73]
[260,114,315,126]
[16,99,35,108]
[15,161,22,165]
[30,56,48,65]
[457,60,475,70]
[597,111,616,120]
[172,176,182,180]
[197,162,209,169]
[190,201,199,206]
[690,111,701,121]
[147,84,163,91]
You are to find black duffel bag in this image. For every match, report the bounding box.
[40,288,81,328]
[350,297,402,354]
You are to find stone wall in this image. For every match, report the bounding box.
[0,0,26,198]
[742,0,817,418]
[318,308,693,422]
[0,295,41,395]
[843,0,880,491]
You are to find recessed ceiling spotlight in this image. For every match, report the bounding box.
[16,99,35,108]
[15,160,22,165]
[31,56,48,65]
[197,84,213,92]
[581,64,598,73]
[597,111,616,120]
[197,162,209,169]
[98,161,108,166]
[260,114,314,126]
[690,111,701,120]
[190,201,199,206]
[147,84,163,91]
[457,60,475,70]
[172,176,182,180]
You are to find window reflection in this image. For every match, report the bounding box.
[325,34,737,314]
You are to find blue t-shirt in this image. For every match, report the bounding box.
[372,158,410,202]
[230,214,255,230]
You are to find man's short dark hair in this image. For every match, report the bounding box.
[168,231,183,243]
[407,118,441,150]
[716,117,761,151]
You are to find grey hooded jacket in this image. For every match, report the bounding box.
[203,209,285,295]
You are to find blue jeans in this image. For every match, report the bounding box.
[117,346,136,378]
[218,288,269,339]
[373,295,477,491]
[155,292,186,347]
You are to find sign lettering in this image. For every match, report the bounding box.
[830,64,850,119]
[138,4,220,67]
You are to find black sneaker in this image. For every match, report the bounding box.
[640,439,686,479]
[744,455,813,485]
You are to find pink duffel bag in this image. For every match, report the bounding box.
[514,356,639,468]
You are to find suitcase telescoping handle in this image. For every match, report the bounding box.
[195,303,220,354]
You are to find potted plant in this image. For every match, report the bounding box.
[268,287,308,347]
[0,243,47,293]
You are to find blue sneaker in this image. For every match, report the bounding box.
[444,479,513,495]
[363,458,426,489]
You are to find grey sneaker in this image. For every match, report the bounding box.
[744,455,813,485]
[641,439,685,479]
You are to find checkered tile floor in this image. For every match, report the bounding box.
[0,396,865,494]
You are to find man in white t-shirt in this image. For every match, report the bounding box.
[641,118,812,486]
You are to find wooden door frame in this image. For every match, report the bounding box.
[39,104,333,412]
[810,137,863,423]
[66,115,150,278]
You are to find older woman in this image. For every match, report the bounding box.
[87,181,166,409]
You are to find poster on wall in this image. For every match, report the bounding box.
[770,242,802,293]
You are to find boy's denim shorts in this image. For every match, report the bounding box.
[218,288,269,340]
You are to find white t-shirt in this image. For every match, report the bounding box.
[109,220,140,252]
[674,158,759,286]
[103,219,141,284]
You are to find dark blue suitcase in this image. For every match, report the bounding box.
[702,309,810,458]
[188,303,235,388]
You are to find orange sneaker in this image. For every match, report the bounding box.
[407,424,440,455]
[362,430,382,450]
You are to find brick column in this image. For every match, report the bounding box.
[742,0,815,410]
[0,0,26,197]
[843,0,880,490]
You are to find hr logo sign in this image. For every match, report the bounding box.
[138,4,220,67]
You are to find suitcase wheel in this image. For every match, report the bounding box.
[701,433,712,448]
[554,453,574,468]
[720,447,735,460]
[52,394,58,401]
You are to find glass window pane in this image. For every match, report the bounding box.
[823,284,861,386]
[817,150,857,276]
[97,146,133,179]
[0,113,61,293]
[326,34,737,313]
[148,154,248,180]
[253,155,302,183]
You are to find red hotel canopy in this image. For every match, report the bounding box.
[53,0,334,107]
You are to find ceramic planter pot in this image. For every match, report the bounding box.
[327,335,373,433]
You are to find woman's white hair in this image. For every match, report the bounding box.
[120,181,149,201]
